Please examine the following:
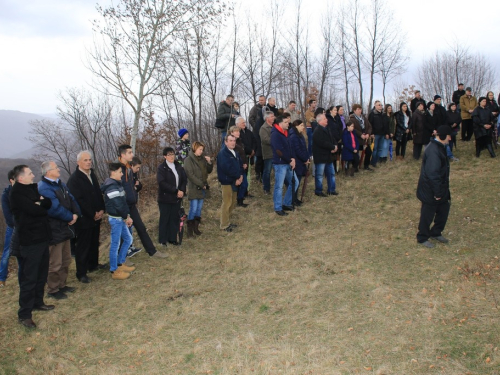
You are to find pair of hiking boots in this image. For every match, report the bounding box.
[186,217,202,238]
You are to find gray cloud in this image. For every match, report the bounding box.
[0,0,97,37]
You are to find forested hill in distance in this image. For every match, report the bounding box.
[0,110,55,159]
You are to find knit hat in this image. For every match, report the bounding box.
[178,128,189,138]
[433,95,441,100]
[427,101,434,109]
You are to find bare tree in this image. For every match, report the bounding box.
[87,0,228,153]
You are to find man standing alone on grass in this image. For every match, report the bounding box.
[416,126,452,248]
[10,165,54,329]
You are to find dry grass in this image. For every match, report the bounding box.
[1,141,500,375]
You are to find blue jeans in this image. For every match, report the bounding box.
[381,138,390,158]
[371,135,385,165]
[306,127,313,156]
[237,171,248,200]
[221,131,227,147]
[188,191,205,220]
[108,217,133,272]
[315,163,336,194]
[273,164,296,211]
[263,158,273,192]
[0,226,14,281]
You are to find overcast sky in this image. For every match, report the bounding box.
[1,0,499,114]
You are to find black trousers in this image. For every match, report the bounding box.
[462,119,473,141]
[255,156,263,178]
[129,204,156,255]
[158,202,181,244]
[396,134,408,157]
[413,143,423,160]
[417,201,450,243]
[74,223,101,279]
[17,241,49,319]
[360,145,372,168]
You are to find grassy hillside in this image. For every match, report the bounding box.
[0,141,499,374]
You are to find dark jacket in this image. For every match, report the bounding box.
[175,138,191,165]
[417,140,450,205]
[249,104,263,129]
[235,138,247,168]
[446,110,461,133]
[38,178,81,245]
[348,114,372,147]
[239,128,257,156]
[472,105,494,139]
[486,99,499,118]
[326,112,342,143]
[341,129,359,161]
[412,109,427,145]
[217,146,243,186]
[101,178,129,219]
[394,108,412,142]
[410,97,426,113]
[259,123,273,160]
[288,127,309,177]
[433,104,447,127]
[368,110,389,136]
[66,167,105,230]
[312,125,337,164]
[156,160,187,204]
[183,151,213,200]
[216,101,235,131]
[267,103,279,117]
[452,90,465,105]
[10,182,52,246]
[1,185,13,228]
[271,124,294,165]
[119,162,137,206]
[424,111,437,145]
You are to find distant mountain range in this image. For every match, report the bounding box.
[0,110,56,158]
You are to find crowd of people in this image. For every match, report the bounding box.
[1,86,499,328]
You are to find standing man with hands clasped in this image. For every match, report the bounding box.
[416,125,453,248]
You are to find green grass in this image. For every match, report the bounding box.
[1,141,500,374]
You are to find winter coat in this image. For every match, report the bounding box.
[472,106,494,139]
[410,97,426,113]
[285,109,301,123]
[424,111,437,145]
[66,167,105,230]
[305,109,315,128]
[312,125,337,164]
[445,110,461,133]
[288,127,309,177]
[1,185,13,228]
[10,182,52,246]
[234,138,247,167]
[157,160,187,204]
[394,109,412,142]
[416,140,450,205]
[486,99,499,120]
[387,114,396,136]
[412,110,427,145]
[118,161,138,206]
[239,128,257,156]
[341,129,359,161]
[267,104,279,117]
[216,101,236,131]
[368,110,389,136]
[326,112,342,143]
[259,123,273,160]
[452,89,465,105]
[175,138,191,165]
[460,95,477,120]
[249,104,263,129]
[38,178,81,245]
[183,151,213,200]
[433,104,447,127]
[270,124,293,165]
[217,146,243,186]
[348,113,372,147]
[101,178,130,219]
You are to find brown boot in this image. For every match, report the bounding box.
[186,220,194,238]
[193,217,202,235]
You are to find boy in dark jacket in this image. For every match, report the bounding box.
[101,163,135,280]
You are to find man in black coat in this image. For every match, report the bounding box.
[250,96,267,181]
[67,151,106,283]
[312,114,338,197]
[411,91,426,113]
[452,83,465,107]
[416,126,452,248]
[236,117,257,197]
[10,165,54,329]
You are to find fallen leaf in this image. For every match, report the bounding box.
[364,366,372,370]
[486,357,491,363]
[194,338,201,343]
[26,347,35,353]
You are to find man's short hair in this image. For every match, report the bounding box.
[226,94,234,99]
[458,83,464,86]
[118,144,132,156]
[225,134,236,142]
[289,100,296,105]
[12,165,29,182]
[130,156,142,166]
[316,113,325,122]
[41,161,54,176]
[192,141,205,152]
[282,112,290,119]
[77,150,92,162]
[258,95,266,99]
[276,116,285,124]
[235,116,245,125]
[162,147,175,156]
[314,108,325,117]
[264,111,274,120]
[108,162,122,173]
[352,104,362,112]
[229,125,240,134]
[415,90,421,94]
[374,100,381,106]
[7,169,15,182]
[309,99,316,105]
